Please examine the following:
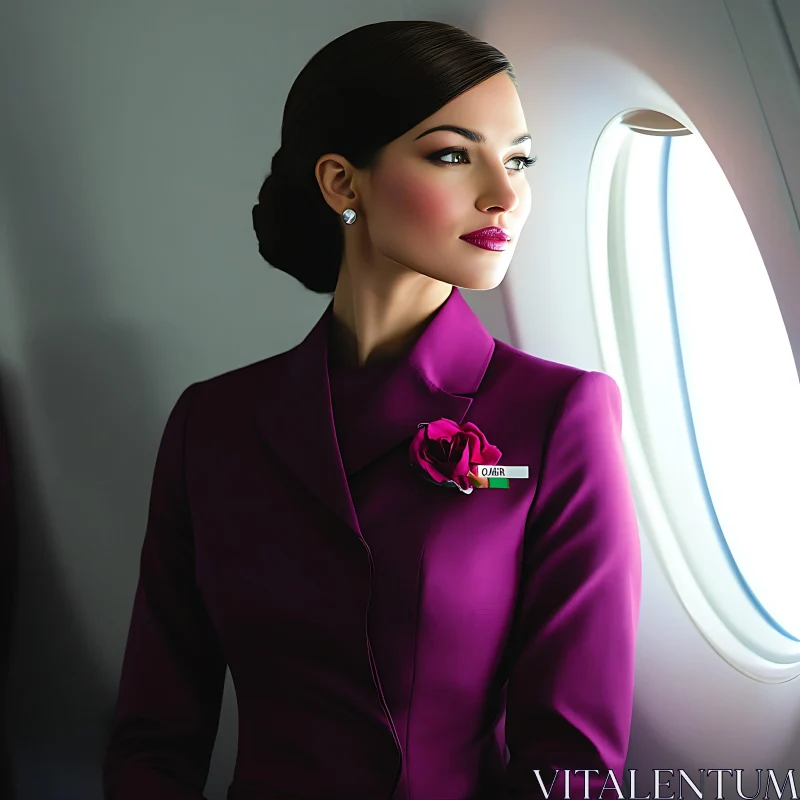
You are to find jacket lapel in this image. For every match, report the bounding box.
[254,287,495,539]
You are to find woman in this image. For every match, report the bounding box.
[102,20,642,800]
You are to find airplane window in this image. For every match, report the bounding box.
[665,133,800,640]
[586,112,800,682]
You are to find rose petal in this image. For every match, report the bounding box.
[426,418,461,440]
[463,422,492,449]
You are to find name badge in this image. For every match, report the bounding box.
[470,465,529,489]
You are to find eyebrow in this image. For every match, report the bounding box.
[414,125,531,146]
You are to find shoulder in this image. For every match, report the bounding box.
[174,345,296,420]
[487,339,621,426]
[199,349,290,389]
[487,338,588,404]
[490,338,586,387]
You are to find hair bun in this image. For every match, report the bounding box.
[251,170,285,265]
[252,163,341,293]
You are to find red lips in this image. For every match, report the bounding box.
[460,226,511,241]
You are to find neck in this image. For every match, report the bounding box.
[329,259,453,369]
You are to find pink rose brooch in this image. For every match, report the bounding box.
[409,418,502,494]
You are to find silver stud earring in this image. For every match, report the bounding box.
[342,208,357,225]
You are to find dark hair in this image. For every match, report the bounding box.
[251,20,517,294]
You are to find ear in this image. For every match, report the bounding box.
[315,154,358,215]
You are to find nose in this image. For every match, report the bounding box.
[476,163,521,214]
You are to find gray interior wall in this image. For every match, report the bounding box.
[0,2,493,798]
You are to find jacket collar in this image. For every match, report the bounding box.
[255,286,495,538]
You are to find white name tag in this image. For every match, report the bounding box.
[474,465,529,479]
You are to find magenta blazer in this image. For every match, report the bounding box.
[102,287,642,800]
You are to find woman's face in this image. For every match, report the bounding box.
[356,72,533,291]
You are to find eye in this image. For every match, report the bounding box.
[508,155,537,171]
[429,148,536,171]
[437,150,469,166]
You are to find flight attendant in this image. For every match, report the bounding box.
[103,20,642,800]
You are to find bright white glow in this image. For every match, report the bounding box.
[587,114,800,680]
[666,135,800,638]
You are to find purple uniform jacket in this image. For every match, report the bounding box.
[102,287,642,800]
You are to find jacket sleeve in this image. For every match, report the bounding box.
[495,371,642,800]
[103,384,227,800]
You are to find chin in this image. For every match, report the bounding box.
[444,262,511,292]
[393,249,512,290]
[460,273,507,291]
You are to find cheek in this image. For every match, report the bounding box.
[374,170,459,232]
